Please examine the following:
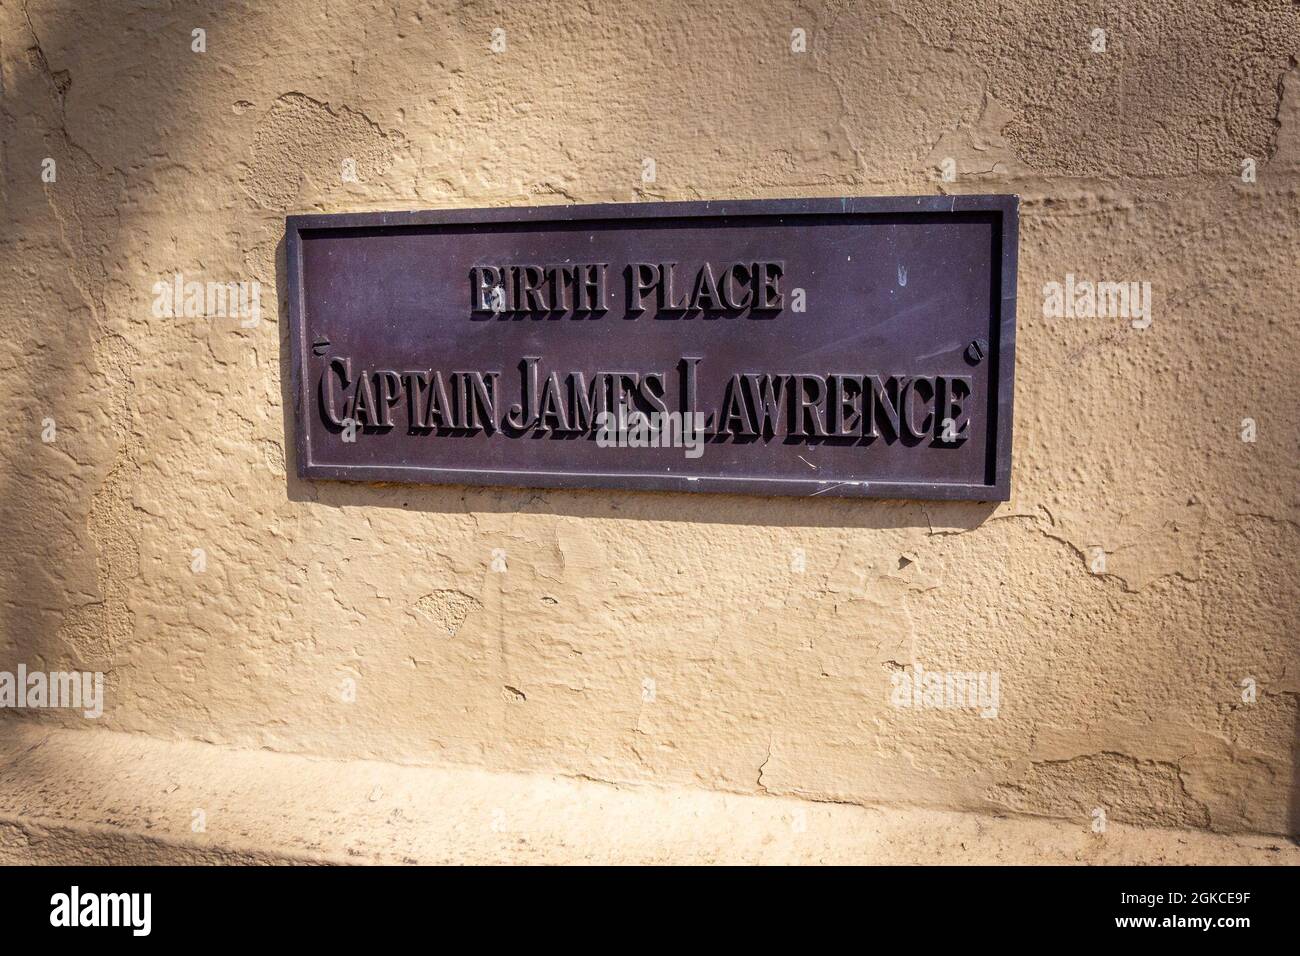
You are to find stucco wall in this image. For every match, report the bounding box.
[1,0,1297,841]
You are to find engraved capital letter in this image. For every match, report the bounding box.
[506,356,541,430]
[322,356,352,426]
[631,263,659,312]
[471,266,502,313]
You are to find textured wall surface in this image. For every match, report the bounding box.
[0,0,1297,848]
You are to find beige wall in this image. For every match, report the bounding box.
[1,0,1297,840]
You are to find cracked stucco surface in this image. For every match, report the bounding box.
[0,0,1297,851]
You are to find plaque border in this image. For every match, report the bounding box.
[286,195,1018,501]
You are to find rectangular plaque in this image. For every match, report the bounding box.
[286,195,1017,500]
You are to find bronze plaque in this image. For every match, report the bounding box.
[286,196,1018,500]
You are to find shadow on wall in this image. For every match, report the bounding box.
[1294,705,1300,843]
[0,1,220,765]
[0,0,137,707]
